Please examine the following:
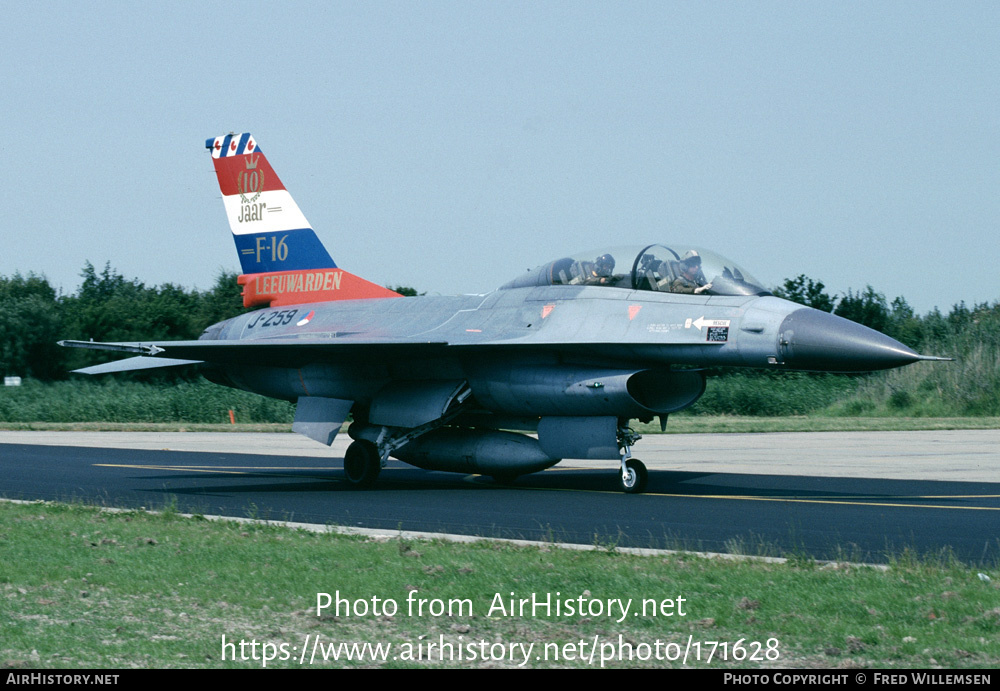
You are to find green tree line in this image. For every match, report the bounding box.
[0,263,249,380]
[771,274,990,354]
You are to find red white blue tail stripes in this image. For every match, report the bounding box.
[207,133,335,274]
[207,133,400,308]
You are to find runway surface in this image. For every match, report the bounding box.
[3,430,999,564]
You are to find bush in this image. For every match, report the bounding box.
[0,378,294,424]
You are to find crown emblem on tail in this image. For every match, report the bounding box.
[238,155,264,203]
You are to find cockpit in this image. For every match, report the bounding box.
[500,244,771,297]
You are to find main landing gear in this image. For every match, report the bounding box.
[342,388,474,490]
[617,425,647,494]
[344,440,381,489]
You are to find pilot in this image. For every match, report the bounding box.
[669,250,713,294]
[584,253,617,286]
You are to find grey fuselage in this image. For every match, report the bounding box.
[198,284,921,422]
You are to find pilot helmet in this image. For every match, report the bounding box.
[680,250,701,267]
[594,253,615,276]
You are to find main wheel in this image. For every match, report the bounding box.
[619,458,648,494]
[344,440,381,489]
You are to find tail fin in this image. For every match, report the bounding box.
[207,133,399,307]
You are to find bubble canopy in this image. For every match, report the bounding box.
[500,244,771,297]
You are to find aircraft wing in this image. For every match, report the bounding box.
[59,335,702,374]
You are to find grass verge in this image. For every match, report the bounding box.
[1,500,998,669]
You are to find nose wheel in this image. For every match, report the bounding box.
[620,458,648,494]
[617,424,647,493]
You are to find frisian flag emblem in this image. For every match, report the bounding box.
[210,133,260,159]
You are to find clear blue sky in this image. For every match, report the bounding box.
[2,1,997,313]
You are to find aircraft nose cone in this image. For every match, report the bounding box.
[778,308,920,372]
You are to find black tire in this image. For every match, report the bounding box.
[344,440,381,489]
[491,473,519,485]
[619,458,648,494]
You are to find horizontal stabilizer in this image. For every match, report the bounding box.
[59,338,449,368]
[71,356,203,375]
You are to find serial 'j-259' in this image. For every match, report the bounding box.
[61,133,947,493]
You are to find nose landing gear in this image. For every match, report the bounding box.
[617,425,648,494]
